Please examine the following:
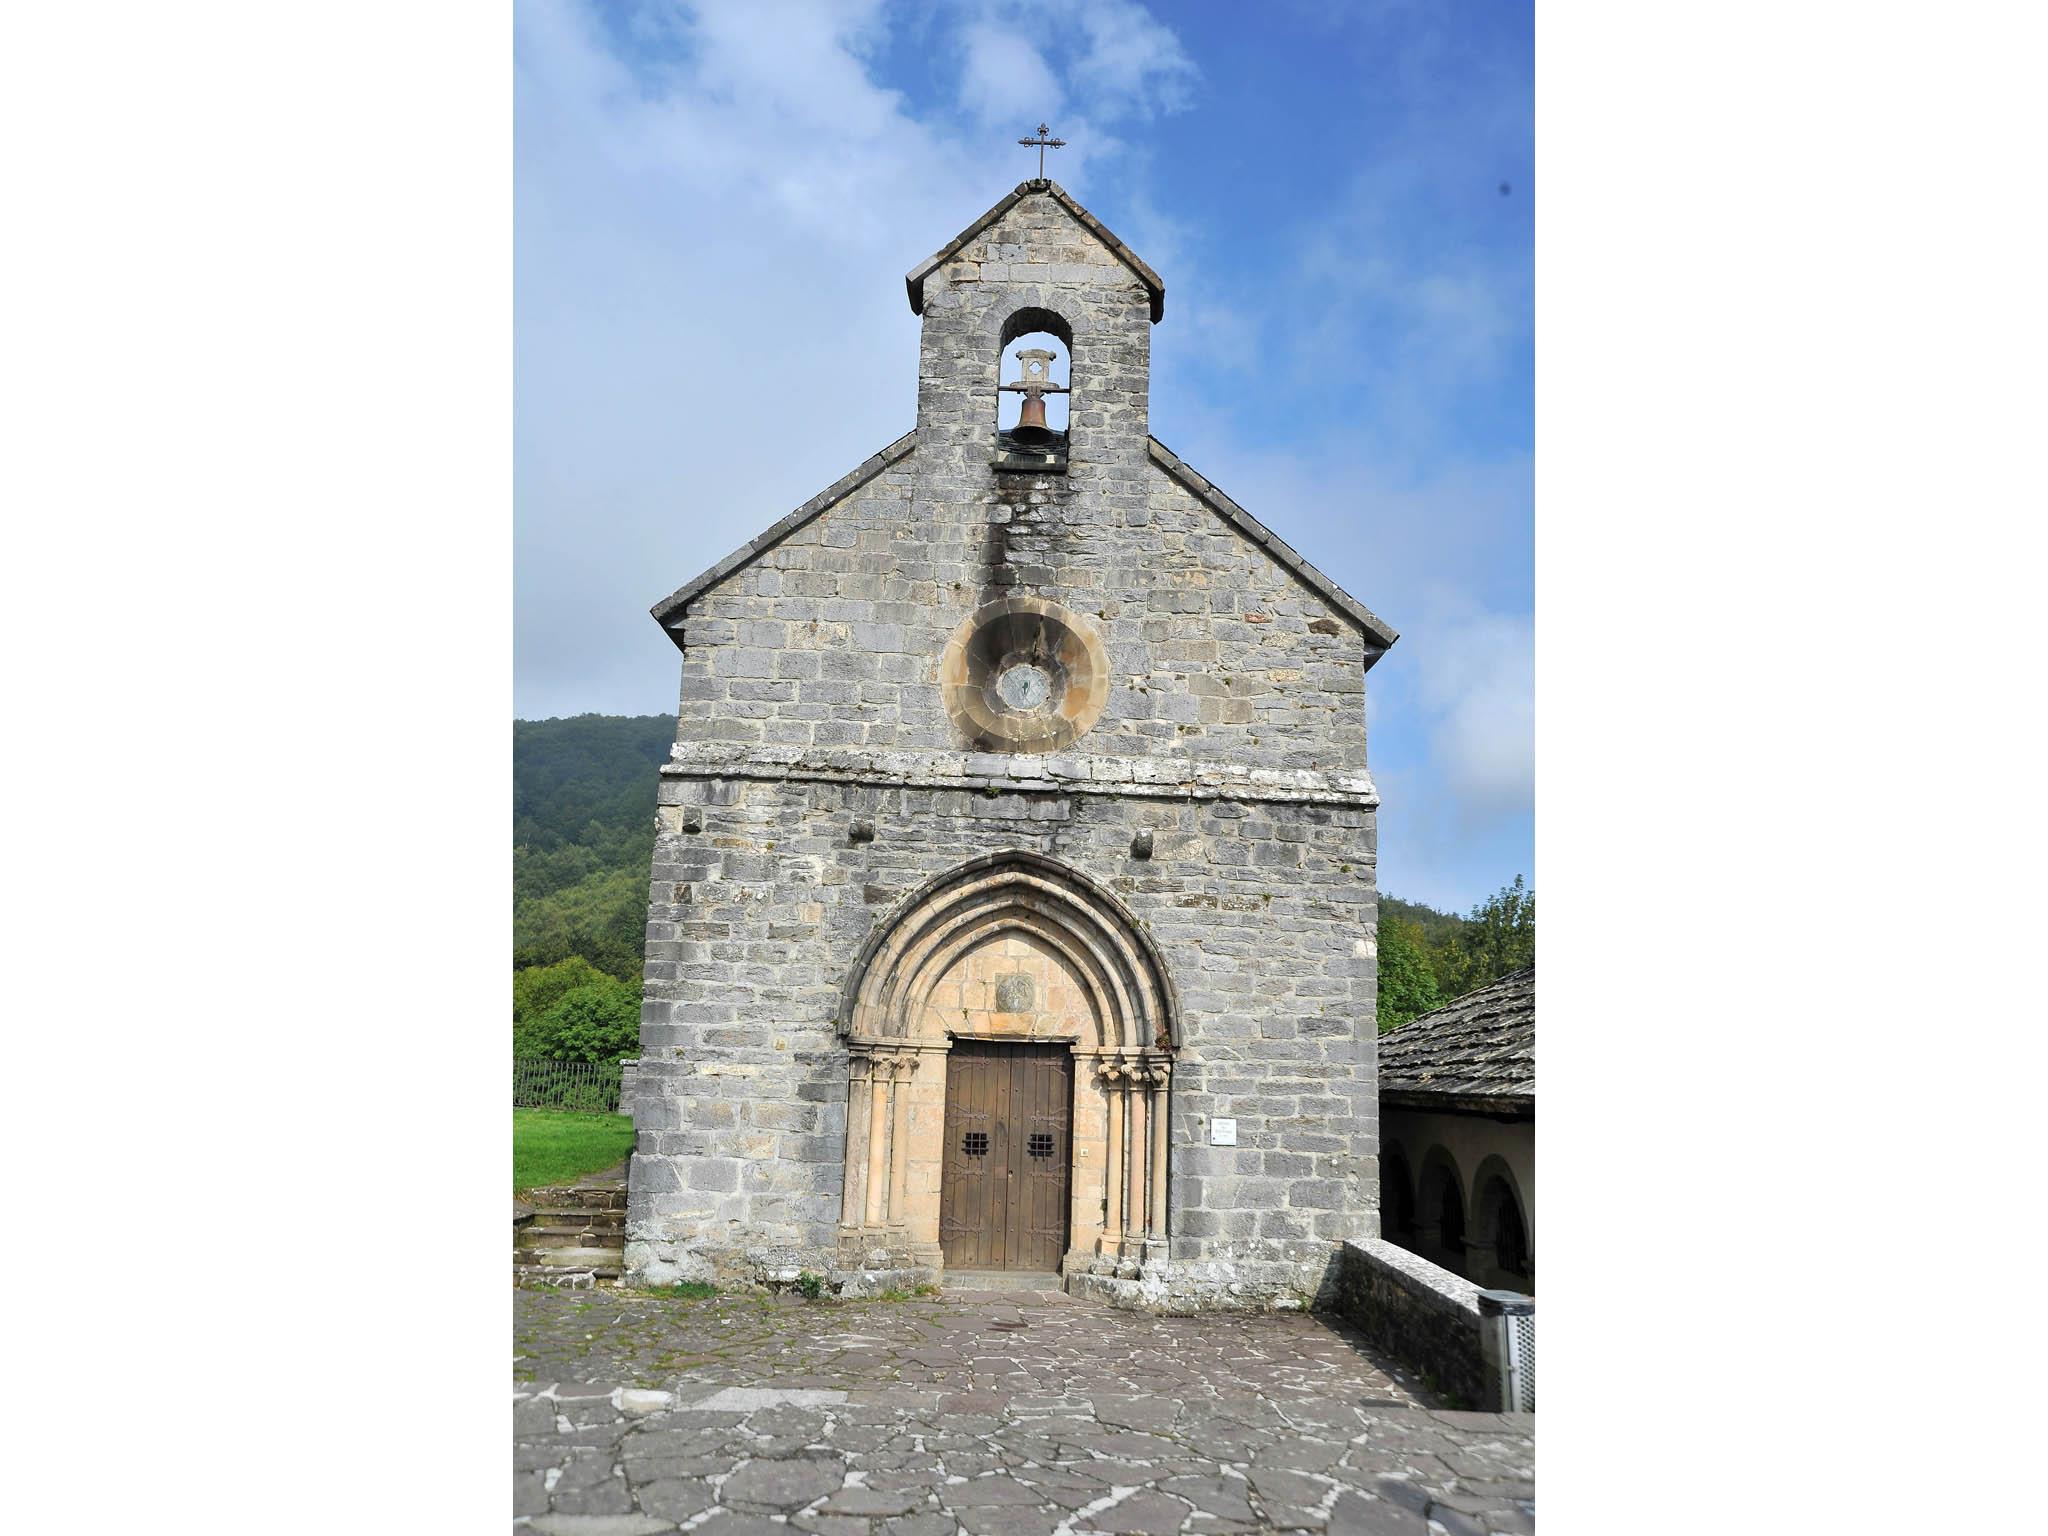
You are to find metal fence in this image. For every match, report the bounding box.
[513,1056,624,1113]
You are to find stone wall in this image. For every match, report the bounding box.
[675,450,1370,771]
[674,185,1372,775]
[625,748,1381,1306]
[1332,1238,1489,1409]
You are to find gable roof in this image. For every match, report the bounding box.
[1149,439,1399,660]
[905,179,1166,323]
[1379,966,1534,1116]
[649,430,1401,661]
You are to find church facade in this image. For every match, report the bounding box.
[626,179,1398,1310]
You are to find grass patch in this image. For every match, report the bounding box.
[514,1108,635,1193]
[649,1281,718,1301]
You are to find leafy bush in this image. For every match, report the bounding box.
[515,957,613,1037]
[520,973,641,1062]
[795,1271,824,1300]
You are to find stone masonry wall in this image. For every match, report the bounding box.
[677,455,1368,771]
[1333,1239,1490,1410]
[626,752,1381,1306]
[676,186,1369,775]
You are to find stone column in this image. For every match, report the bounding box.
[1098,1060,1124,1258]
[1147,1062,1170,1248]
[864,1051,892,1228]
[1125,1066,1148,1258]
[886,1053,916,1232]
[842,1052,874,1229]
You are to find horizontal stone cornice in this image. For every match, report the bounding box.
[659,743,1379,810]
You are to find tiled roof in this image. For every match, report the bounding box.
[1378,966,1534,1114]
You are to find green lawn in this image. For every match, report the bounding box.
[514,1109,636,1193]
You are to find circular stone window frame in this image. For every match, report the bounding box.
[941,596,1109,754]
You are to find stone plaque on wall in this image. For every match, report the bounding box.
[995,972,1035,1013]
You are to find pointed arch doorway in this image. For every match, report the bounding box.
[834,853,1179,1282]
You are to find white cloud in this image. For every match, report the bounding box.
[956,21,1065,127]
[1412,604,1534,813]
[949,0,1196,130]
[1065,0,1198,115]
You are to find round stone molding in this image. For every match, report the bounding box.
[940,595,1108,753]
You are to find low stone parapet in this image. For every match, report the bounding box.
[1332,1238,1493,1408]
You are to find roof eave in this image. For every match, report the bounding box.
[1381,1088,1534,1119]
[648,430,918,648]
[1147,438,1400,660]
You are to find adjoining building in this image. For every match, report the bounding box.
[624,176,1402,1310]
[1377,967,1535,1294]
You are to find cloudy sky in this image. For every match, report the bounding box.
[515,0,1531,915]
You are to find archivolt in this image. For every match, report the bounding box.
[838,851,1179,1049]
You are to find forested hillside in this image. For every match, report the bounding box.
[514,714,673,982]
[511,714,1531,1051]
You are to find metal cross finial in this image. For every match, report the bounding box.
[1018,122,1066,179]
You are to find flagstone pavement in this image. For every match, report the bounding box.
[514,1284,1533,1535]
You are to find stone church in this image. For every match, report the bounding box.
[626,177,1398,1311]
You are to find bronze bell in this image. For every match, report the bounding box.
[1013,391,1051,442]
[1001,346,1067,445]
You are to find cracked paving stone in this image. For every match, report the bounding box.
[719,1457,845,1512]
[1253,1439,1348,1475]
[948,1507,1064,1536]
[526,1515,677,1536]
[791,1514,870,1536]
[690,1516,788,1536]
[511,1291,1533,1533]
[633,1478,716,1521]
[1246,1467,1330,1508]
[877,1516,956,1536]
[1261,1510,1330,1533]
[1079,1490,1196,1533]
[550,1476,635,1516]
[1091,1395,1182,1434]
[556,1449,622,1491]
[1161,1475,1258,1524]
[820,1486,932,1517]
[1326,1490,1427,1534]
[945,1474,1055,1508]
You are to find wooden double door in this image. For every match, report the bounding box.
[939,1041,1071,1272]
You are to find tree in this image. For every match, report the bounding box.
[1431,875,1535,999]
[514,955,612,1038]
[1376,915,1443,1034]
[520,974,642,1062]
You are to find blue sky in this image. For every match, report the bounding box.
[515,0,1532,915]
